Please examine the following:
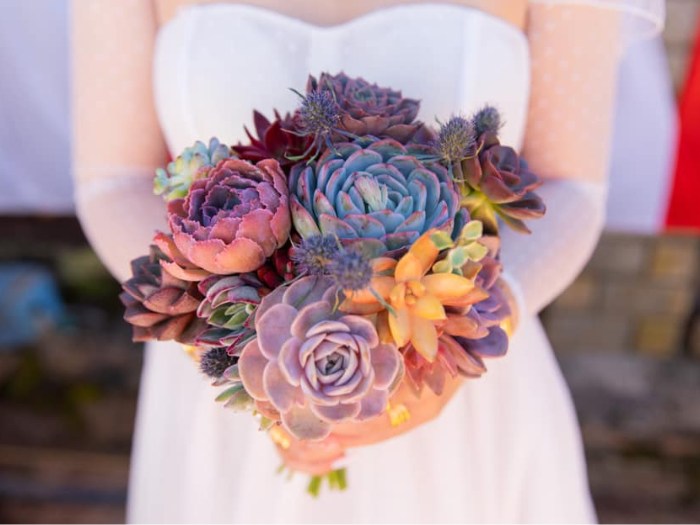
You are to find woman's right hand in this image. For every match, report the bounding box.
[330,372,464,449]
[272,371,464,475]
[272,428,347,476]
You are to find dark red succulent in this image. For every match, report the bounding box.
[233,110,312,170]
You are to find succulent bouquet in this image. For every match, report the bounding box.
[121,72,545,495]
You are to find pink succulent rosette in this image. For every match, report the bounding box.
[238,276,404,440]
[167,158,291,275]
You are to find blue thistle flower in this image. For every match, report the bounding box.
[435,116,476,163]
[291,235,341,276]
[288,88,342,162]
[327,247,373,292]
[200,347,237,378]
[299,89,340,137]
[473,105,502,136]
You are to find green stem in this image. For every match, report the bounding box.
[307,476,322,498]
[328,470,339,490]
[305,468,349,497]
[336,468,348,490]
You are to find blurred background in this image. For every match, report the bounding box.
[0,0,699,523]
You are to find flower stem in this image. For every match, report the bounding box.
[336,468,348,490]
[306,468,349,497]
[307,475,322,497]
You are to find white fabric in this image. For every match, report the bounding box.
[128,4,598,523]
[500,180,608,316]
[0,0,73,214]
[74,173,168,281]
[605,35,676,233]
[129,316,593,523]
[153,3,530,153]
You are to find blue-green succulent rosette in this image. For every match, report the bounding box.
[289,138,461,258]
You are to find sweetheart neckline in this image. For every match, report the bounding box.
[153,0,531,156]
[159,2,524,36]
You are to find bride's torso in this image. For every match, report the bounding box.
[153,2,530,154]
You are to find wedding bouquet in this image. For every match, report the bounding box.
[120,72,545,494]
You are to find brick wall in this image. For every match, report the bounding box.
[542,234,700,357]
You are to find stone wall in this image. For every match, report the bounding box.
[541,235,700,522]
[542,234,700,357]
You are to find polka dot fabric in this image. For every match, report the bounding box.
[502,3,661,316]
[523,4,620,184]
[72,0,171,279]
[72,0,168,177]
[502,5,620,316]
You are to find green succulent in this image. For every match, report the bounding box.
[154,138,233,201]
[431,220,488,276]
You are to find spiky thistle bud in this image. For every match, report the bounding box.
[287,88,343,162]
[299,90,340,138]
[435,116,476,163]
[200,347,237,378]
[290,235,341,276]
[473,105,502,136]
[327,247,373,291]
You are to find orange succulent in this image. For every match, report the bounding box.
[341,229,488,362]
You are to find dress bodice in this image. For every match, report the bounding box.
[153,3,529,154]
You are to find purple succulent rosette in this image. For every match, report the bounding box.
[238,276,403,440]
[453,253,511,359]
[459,132,546,234]
[168,158,291,275]
[308,72,422,143]
[289,138,460,257]
[120,245,206,344]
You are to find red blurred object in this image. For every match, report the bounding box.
[666,14,700,231]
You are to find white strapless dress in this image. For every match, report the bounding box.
[127,4,596,522]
